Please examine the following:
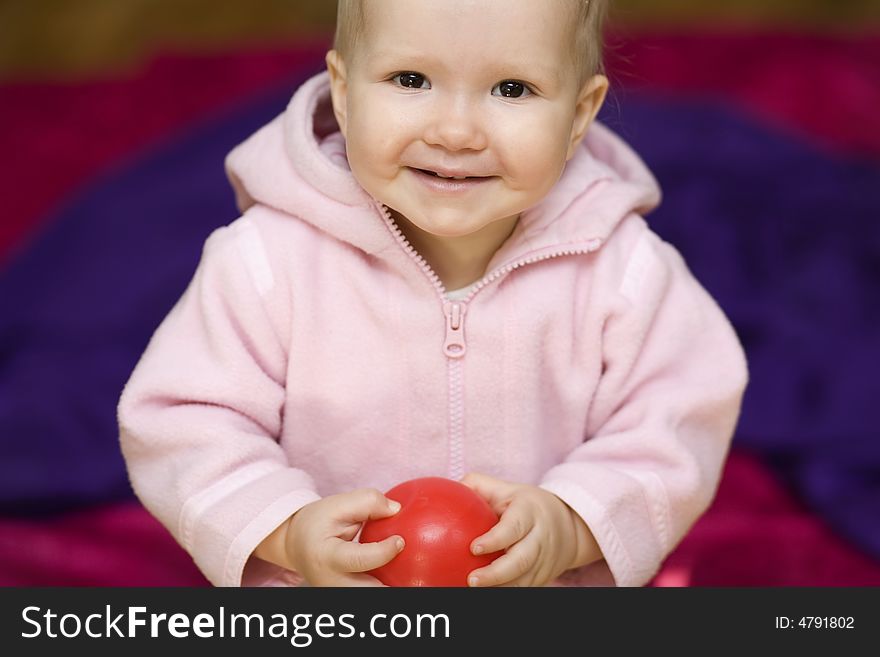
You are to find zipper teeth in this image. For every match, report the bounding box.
[465,239,603,302]
[376,203,447,300]
[447,359,465,480]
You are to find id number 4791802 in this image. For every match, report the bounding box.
[775,616,854,629]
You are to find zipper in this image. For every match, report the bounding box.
[442,301,467,357]
[374,204,472,359]
[375,204,448,300]
[375,202,603,479]
[461,239,604,303]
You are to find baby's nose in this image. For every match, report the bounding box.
[423,97,488,152]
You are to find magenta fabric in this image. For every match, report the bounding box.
[0,502,208,586]
[0,44,331,266]
[607,30,880,157]
[654,452,880,586]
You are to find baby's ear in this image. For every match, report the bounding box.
[325,50,349,136]
[567,74,609,159]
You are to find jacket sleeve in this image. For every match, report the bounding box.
[540,228,748,587]
[118,219,320,587]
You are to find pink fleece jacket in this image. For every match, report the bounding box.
[118,71,747,587]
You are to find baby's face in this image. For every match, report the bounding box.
[328,0,606,239]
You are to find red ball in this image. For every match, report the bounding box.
[360,476,503,587]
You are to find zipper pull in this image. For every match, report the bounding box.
[442,301,467,358]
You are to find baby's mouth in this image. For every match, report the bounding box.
[411,167,484,180]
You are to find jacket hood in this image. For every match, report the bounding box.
[225,71,661,264]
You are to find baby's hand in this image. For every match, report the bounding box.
[285,488,405,586]
[461,473,587,587]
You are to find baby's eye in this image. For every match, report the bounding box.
[492,80,531,99]
[393,72,430,89]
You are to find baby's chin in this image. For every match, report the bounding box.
[388,208,481,238]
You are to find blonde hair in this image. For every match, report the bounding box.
[573,0,609,79]
[333,0,365,63]
[333,0,608,81]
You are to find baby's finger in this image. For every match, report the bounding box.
[333,535,405,573]
[338,488,402,523]
[469,508,529,557]
[467,541,537,588]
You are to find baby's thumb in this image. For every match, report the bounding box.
[344,487,401,522]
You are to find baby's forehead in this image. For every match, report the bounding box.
[337,0,593,80]
[365,0,578,25]
[355,0,580,49]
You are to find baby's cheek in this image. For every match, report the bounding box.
[503,129,568,185]
[516,155,566,199]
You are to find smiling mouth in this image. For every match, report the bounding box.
[412,167,485,180]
